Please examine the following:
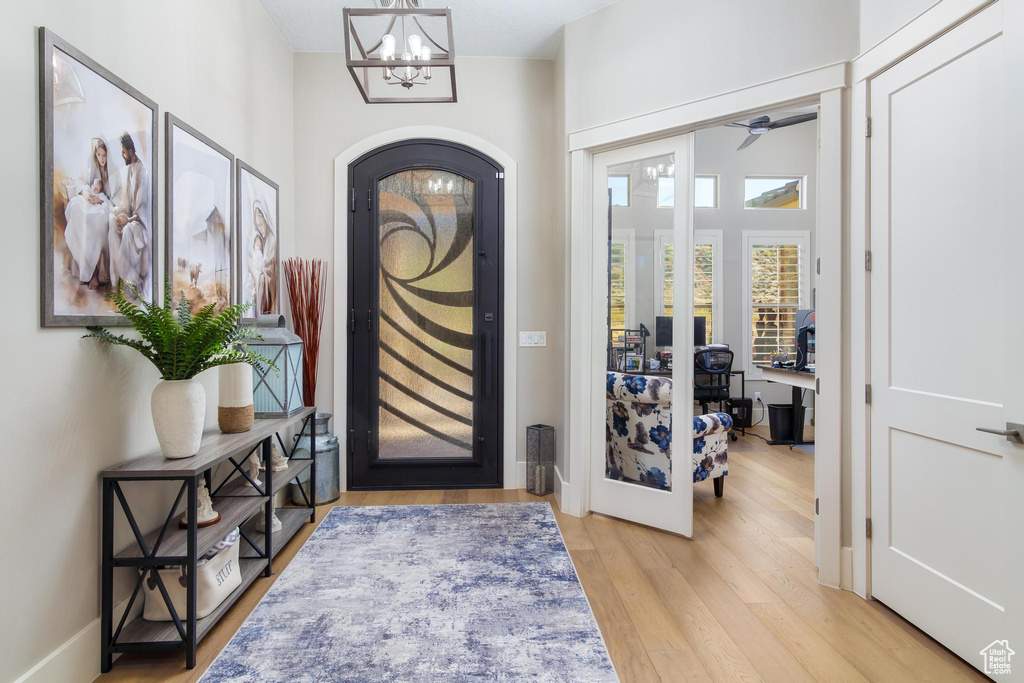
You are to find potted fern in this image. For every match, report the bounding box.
[85,281,274,458]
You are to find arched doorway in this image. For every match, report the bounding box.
[347,140,504,489]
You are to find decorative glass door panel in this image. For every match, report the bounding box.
[377,170,475,460]
[349,140,502,489]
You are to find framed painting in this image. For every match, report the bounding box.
[166,114,234,314]
[39,28,158,326]
[236,161,280,320]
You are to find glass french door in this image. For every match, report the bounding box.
[348,140,502,488]
[591,134,694,536]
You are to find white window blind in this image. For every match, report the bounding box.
[694,242,714,341]
[747,237,805,366]
[656,231,721,343]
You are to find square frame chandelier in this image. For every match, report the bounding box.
[344,1,456,104]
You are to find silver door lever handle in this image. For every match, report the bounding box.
[976,423,1024,443]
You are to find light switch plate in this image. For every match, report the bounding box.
[519,331,547,347]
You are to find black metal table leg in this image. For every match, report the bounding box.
[262,438,274,577]
[309,415,317,524]
[185,475,198,669]
[101,478,113,673]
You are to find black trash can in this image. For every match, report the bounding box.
[768,403,806,443]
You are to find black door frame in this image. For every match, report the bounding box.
[347,139,504,490]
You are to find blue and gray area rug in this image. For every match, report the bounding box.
[202,503,617,682]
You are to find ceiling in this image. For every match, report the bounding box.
[258,0,619,59]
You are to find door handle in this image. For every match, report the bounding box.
[976,423,1024,443]
[483,330,493,397]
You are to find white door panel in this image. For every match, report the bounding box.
[869,2,1019,674]
[591,135,694,536]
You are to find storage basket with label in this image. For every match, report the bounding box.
[142,527,241,621]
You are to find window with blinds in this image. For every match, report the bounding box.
[609,240,627,334]
[748,239,804,365]
[694,243,714,341]
[658,235,718,343]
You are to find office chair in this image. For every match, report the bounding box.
[694,348,737,441]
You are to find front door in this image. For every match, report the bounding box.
[348,140,503,489]
[869,3,1022,673]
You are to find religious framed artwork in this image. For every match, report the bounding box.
[236,161,280,320]
[38,28,158,327]
[166,114,234,314]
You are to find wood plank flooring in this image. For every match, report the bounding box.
[100,428,984,682]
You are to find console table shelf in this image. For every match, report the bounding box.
[99,408,318,672]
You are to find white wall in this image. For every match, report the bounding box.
[561,0,859,134]
[291,55,560,485]
[859,0,940,52]
[0,2,294,679]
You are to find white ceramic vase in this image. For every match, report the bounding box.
[218,363,254,433]
[152,378,206,459]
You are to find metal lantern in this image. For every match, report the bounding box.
[248,315,304,418]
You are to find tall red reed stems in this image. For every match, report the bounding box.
[283,258,328,407]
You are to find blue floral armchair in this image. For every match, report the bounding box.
[606,372,731,497]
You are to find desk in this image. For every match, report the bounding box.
[755,365,814,446]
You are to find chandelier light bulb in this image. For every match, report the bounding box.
[421,46,432,78]
[381,34,396,60]
[408,34,422,58]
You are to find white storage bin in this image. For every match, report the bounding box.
[142,532,242,621]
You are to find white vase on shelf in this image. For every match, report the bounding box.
[152,378,206,459]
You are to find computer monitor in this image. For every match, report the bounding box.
[795,309,815,351]
[694,316,707,347]
[655,316,672,347]
[655,316,708,348]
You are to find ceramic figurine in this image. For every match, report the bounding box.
[245,452,262,488]
[179,477,221,528]
[271,442,289,472]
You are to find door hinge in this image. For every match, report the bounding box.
[348,429,355,454]
[866,517,873,539]
[816,257,821,275]
[349,308,355,333]
[815,498,820,515]
[864,250,872,271]
[367,188,373,211]
[865,384,872,404]
[496,171,504,179]
[367,430,373,450]
[865,117,872,138]
[815,377,820,395]
[350,187,356,212]
[367,309,372,331]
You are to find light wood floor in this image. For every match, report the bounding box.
[102,427,984,682]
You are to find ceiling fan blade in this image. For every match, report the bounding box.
[724,122,751,129]
[767,112,818,129]
[737,133,761,151]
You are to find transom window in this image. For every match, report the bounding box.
[608,175,630,207]
[694,175,718,208]
[744,176,803,209]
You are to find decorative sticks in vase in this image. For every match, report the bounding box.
[283,258,328,406]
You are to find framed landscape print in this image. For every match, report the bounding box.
[39,28,158,326]
[236,161,280,320]
[166,114,234,314]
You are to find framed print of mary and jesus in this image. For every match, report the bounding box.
[39,28,281,327]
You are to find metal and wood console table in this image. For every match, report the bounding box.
[99,407,317,671]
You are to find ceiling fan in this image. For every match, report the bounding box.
[725,112,817,150]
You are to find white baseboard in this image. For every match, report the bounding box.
[840,546,854,590]
[553,466,566,510]
[516,461,527,489]
[15,596,134,683]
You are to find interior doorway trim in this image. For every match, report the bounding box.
[333,126,518,491]
[565,80,843,589]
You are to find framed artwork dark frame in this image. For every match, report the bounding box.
[165,113,236,314]
[38,27,159,327]
[235,160,281,323]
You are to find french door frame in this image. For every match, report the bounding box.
[565,66,844,588]
[332,128,520,492]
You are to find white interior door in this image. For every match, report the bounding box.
[590,135,694,536]
[869,3,1021,673]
